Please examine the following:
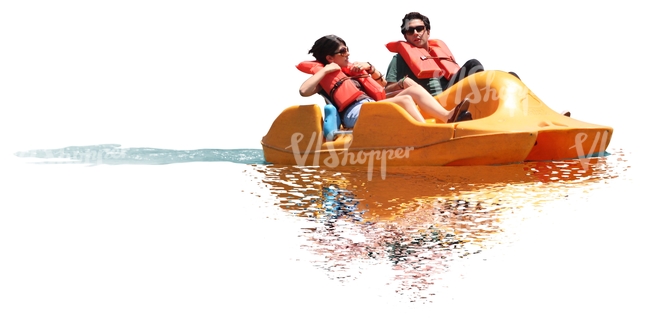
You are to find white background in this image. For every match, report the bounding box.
[1,1,648,324]
[2,1,646,154]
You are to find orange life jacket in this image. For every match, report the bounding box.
[296,61,386,111]
[385,39,460,79]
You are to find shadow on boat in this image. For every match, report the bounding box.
[249,151,627,301]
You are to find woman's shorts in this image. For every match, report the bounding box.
[340,98,374,128]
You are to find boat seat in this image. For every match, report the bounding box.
[320,96,353,141]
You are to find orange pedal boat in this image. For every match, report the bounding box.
[261,71,613,167]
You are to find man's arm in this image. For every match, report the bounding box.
[384,55,403,97]
[384,54,417,97]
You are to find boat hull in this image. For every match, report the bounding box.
[261,71,613,166]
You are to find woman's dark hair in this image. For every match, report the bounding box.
[308,35,347,65]
[401,12,431,34]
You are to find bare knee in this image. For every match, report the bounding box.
[393,95,414,107]
[402,83,425,96]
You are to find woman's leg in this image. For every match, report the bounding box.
[395,84,454,122]
[380,96,426,123]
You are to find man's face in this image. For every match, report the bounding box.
[403,19,429,49]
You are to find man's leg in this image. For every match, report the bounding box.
[446,59,484,88]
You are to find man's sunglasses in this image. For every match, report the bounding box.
[333,47,349,55]
[405,26,426,35]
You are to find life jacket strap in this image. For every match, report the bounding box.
[328,74,369,99]
[420,55,457,64]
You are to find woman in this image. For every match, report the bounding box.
[298,35,470,128]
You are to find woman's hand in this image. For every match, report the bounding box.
[322,63,342,74]
[299,63,340,97]
[350,61,371,74]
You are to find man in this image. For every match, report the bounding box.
[383,12,575,117]
[385,12,488,96]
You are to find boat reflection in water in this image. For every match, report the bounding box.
[249,150,626,301]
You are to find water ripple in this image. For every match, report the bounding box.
[14,144,267,165]
[247,149,630,302]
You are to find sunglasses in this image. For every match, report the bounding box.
[405,25,426,35]
[333,47,349,55]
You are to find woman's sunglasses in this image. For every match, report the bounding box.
[405,25,426,35]
[333,47,349,56]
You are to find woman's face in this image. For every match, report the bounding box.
[328,44,350,67]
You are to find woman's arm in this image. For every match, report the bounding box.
[299,63,341,97]
[350,61,387,87]
[367,63,387,87]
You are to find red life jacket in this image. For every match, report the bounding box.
[385,39,460,79]
[296,61,386,111]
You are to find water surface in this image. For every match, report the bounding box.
[6,144,644,322]
[246,150,632,302]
